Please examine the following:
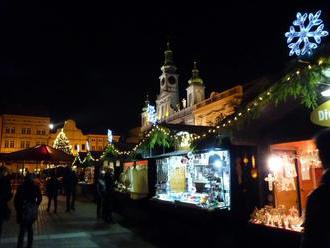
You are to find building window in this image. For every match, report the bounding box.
[36,130,41,135]
[10,140,14,148]
[92,146,96,151]
[5,128,10,133]
[22,128,26,134]
[92,138,96,142]
[98,146,103,150]
[20,141,25,148]
[82,144,86,150]
[41,130,46,135]
[26,128,31,134]
[26,141,30,148]
[98,139,102,142]
[4,140,9,148]
[74,144,78,150]
[11,128,15,134]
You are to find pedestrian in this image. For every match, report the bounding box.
[103,168,114,223]
[301,129,330,248]
[96,170,106,219]
[63,166,78,212]
[0,165,12,241]
[46,171,59,213]
[14,173,42,248]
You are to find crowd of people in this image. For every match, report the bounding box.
[0,165,115,248]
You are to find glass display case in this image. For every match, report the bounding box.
[154,150,231,209]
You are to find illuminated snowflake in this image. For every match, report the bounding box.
[285,10,328,56]
[146,104,157,124]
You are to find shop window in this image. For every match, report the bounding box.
[10,140,14,148]
[154,150,231,209]
[4,140,9,148]
[250,140,321,232]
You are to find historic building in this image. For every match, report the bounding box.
[0,114,51,153]
[49,119,120,155]
[141,43,243,131]
[0,115,119,155]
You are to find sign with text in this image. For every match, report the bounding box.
[310,100,330,127]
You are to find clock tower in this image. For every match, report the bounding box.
[156,42,179,120]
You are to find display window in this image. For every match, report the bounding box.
[116,160,149,199]
[155,150,231,209]
[250,140,323,232]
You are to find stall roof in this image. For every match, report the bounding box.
[161,123,210,134]
[3,145,74,164]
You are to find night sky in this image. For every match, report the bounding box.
[0,1,328,135]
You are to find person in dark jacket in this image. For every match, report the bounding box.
[46,171,59,213]
[63,166,78,212]
[103,168,114,223]
[14,173,42,248]
[96,170,106,219]
[0,165,12,240]
[301,129,330,248]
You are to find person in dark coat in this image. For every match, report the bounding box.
[96,170,106,219]
[103,168,114,223]
[46,171,60,213]
[14,173,42,248]
[301,129,330,248]
[0,165,12,240]
[63,166,78,212]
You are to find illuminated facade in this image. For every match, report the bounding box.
[141,44,243,131]
[0,114,51,153]
[49,119,120,155]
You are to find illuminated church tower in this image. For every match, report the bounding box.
[186,61,205,107]
[156,42,179,120]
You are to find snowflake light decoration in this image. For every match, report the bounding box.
[285,10,328,56]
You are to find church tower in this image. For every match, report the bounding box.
[186,61,205,107]
[156,42,179,120]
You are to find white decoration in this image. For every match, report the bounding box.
[146,104,157,124]
[107,129,113,144]
[265,173,276,191]
[285,10,328,56]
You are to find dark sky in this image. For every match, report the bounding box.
[0,1,328,135]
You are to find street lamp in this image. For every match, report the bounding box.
[49,123,54,130]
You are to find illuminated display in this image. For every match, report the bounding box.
[155,150,231,209]
[285,10,328,56]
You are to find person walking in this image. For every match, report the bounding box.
[301,129,330,248]
[63,167,78,212]
[103,168,114,223]
[14,173,42,248]
[0,165,12,241]
[96,171,106,219]
[46,171,59,213]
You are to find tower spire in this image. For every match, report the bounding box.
[163,42,175,67]
[188,60,203,85]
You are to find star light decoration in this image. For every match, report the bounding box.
[285,10,328,56]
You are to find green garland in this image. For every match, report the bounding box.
[219,57,330,130]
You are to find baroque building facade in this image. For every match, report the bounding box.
[141,43,243,131]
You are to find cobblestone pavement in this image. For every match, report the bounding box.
[0,196,155,248]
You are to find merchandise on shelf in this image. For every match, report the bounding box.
[154,150,231,209]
